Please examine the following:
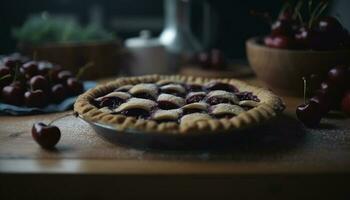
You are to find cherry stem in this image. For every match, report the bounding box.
[314,2,328,22]
[48,113,74,126]
[32,51,37,61]
[13,63,19,83]
[76,62,94,80]
[293,0,304,22]
[309,1,324,28]
[302,76,307,104]
[0,74,11,81]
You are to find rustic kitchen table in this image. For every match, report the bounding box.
[0,78,349,199]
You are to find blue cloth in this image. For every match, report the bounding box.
[0,81,96,115]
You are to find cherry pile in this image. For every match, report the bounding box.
[263,1,350,50]
[296,65,350,127]
[189,49,227,70]
[0,53,84,108]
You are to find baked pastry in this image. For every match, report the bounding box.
[74,75,285,134]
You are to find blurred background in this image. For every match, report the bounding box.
[0,0,349,80]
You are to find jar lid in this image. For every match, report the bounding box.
[125,30,161,48]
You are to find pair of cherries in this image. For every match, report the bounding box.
[296,65,350,127]
[189,49,227,70]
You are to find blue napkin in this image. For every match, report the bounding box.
[0,81,96,115]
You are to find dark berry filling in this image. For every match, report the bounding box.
[186,84,203,92]
[121,108,150,118]
[183,108,205,115]
[96,97,125,109]
[158,100,179,110]
[133,92,156,100]
[154,119,178,123]
[186,94,206,104]
[114,88,129,92]
[236,91,260,102]
[205,82,238,93]
[206,97,231,105]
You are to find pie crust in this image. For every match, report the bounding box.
[74,75,285,134]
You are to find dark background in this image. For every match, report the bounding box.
[0,0,349,59]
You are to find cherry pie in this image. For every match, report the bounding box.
[74,75,285,134]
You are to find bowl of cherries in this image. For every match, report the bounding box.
[0,53,89,114]
[246,0,350,96]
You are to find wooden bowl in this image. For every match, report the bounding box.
[18,40,125,80]
[246,37,350,96]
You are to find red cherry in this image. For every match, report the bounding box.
[327,66,347,86]
[296,100,323,127]
[66,78,83,95]
[49,66,63,83]
[20,61,39,78]
[57,70,73,83]
[24,90,48,108]
[341,91,350,115]
[51,84,68,103]
[32,122,61,149]
[197,52,210,68]
[29,75,49,91]
[271,20,296,36]
[210,49,226,69]
[264,35,296,49]
[1,83,24,105]
[295,26,313,49]
[2,57,21,69]
[315,16,344,35]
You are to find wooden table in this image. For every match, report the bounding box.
[1,78,350,199]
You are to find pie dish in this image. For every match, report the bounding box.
[74,75,285,134]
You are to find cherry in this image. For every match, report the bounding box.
[205,82,238,92]
[1,83,24,105]
[51,84,68,103]
[315,16,344,35]
[295,26,313,49]
[20,61,39,78]
[264,35,296,49]
[49,66,63,83]
[296,99,323,128]
[32,122,61,149]
[341,91,350,115]
[2,57,21,69]
[57,70,73,83]
[157,100,179,110]
[37,61,53,76]
[186,94,206,104]
[197,52,210,68]
[271,20,296,36]
[210,49,226,69]
[29,75,49,92]
[24,90,48,108]
[327,66,347,86]
[310,90,331,115]
[66,77,83,95]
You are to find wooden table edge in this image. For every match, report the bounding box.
[1,159,349,175]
